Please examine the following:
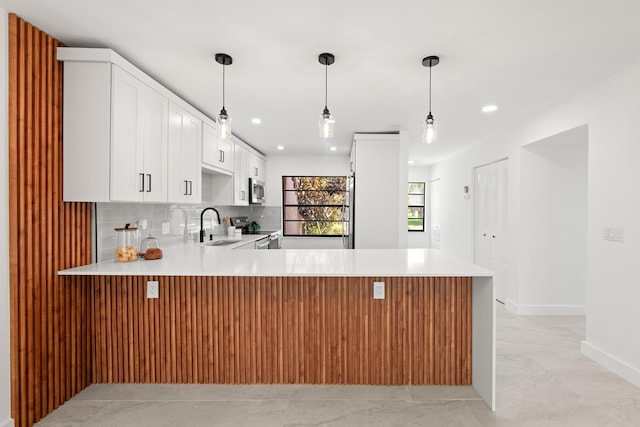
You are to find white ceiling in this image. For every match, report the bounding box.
[3,0,640,164]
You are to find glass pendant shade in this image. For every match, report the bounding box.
[319,107,335,139]
[217,108,231,138]
[422,113,437,144]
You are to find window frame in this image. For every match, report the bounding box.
[408,181,426,232]
[282,175,348,237]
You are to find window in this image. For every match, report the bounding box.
[282,176,347,236]
[408,182,425,231]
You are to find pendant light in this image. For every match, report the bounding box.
[318,53,335,139]
[215,53,233,138]
[422,55,440,144]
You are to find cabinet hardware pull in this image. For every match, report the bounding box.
[219,149,224,163]
[241,190,245,200]
[139,173,145,192]
[184,180,189,195]
[255,167,258,176]
[188,180,193,195]
[146,174,151,192]
[483,233,486,236]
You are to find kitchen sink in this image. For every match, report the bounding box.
[203,240,238,247]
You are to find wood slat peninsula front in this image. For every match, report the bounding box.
[59,247,495,410]
[88,275,472,386]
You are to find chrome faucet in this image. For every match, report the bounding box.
[200,207,221,243]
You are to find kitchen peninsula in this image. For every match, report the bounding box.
[59,246,495,409]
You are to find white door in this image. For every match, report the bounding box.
[474,159,509,303]
[474,166,492,269]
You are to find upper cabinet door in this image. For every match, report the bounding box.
[180,109,202,203]
[247,152,266,182]
[168,102,202,203]
[110,66,168,202]
[202,120,234,174]
[202,120,219,168]
[110,66,144,202]
[234,142,249,205]
[140,85,169,203]
[218,136,235,173]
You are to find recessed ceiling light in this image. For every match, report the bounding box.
[482,105,498,113]
[251,118,261,124]
[330,146,337,151]
[408,160,415,164]
[277,145,284,150]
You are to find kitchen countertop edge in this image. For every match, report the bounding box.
[58,245,493,278]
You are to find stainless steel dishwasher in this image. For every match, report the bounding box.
[255,236,270,249]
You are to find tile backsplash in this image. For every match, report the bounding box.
[96,203,281,262]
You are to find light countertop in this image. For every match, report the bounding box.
[59,243,493,278]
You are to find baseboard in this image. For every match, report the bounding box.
[582,341,640,388]
[504,300,586,315]
[0,418,15,427]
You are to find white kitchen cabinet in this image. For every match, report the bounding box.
[234,141,249,205]
[111,66,168,202]
[59,47,265,206]
[61,58,169,202]
[202,119,234,174]
[208,136,266,206]
[248,152,266,182]
[168,102,202,203]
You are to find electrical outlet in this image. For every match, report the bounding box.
[147,281,159,299]
[604,227,624,242]
[162,222,170,235]
[373,281,385,299]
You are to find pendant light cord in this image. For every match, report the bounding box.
[222,63,226,109]
[324,61,328,110]
[428,60,432,114]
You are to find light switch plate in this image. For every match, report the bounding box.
[147,281,159,299]
[373,281,385,299]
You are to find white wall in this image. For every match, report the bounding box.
[265,153,349,249]
[408,166,431,248]
[0,8,14,427]
[431,59,640,387]
[519,126,588,314]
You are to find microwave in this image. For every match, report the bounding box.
[249,178,265,205]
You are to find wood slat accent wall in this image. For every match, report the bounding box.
[8,14,92,427]
[91,276,472,386]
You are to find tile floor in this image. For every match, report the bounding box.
[34,304,640,426]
